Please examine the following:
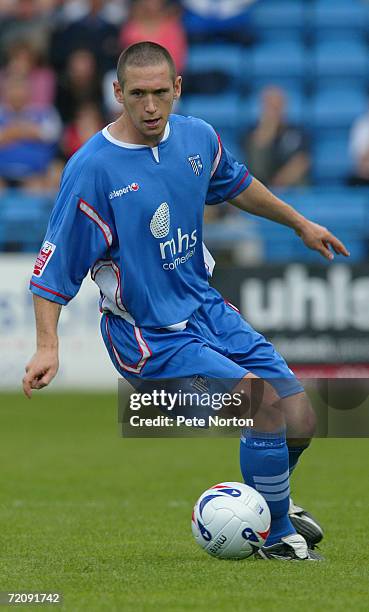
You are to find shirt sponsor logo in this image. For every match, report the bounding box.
[150,202,197,270]
[109,182,140,199]
[33,241,56,277]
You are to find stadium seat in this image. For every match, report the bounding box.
[309,88,367,131]
[250,220,301,262]
[312,29,366,44]
[0,191,52,252]
[184,44,243,93]
[281,187,369,229]
[253,187,369,262]
[312,0,369,36]
[250,0,306,43]
[179,94,241,132]
[312,136,352,185]
[262,239,299,262]
[246,41,308,90]
[251,0,306,28]
[0,224,6,251]
[313,40,369,87]
[204,218,261,248]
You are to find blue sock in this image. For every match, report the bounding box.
[240,430,296,545]
[288,444,309,476]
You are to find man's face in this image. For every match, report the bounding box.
[114,62,182,144]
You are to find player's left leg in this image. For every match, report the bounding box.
[238,397,302,549]
[237,383,323,559]
[201,288,323,557]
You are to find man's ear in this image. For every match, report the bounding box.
[113,80,124,104]
[173,75,182,100]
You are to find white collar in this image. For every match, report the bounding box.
[102,121,170,149]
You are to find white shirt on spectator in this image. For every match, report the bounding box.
[181,0,256,19]
[349,112,369,162]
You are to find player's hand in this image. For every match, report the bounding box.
[22,349,59,399]
[296,221,350,261]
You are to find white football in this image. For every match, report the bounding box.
[191,481,271,559]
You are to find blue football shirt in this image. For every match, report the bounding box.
[30,113,252,327]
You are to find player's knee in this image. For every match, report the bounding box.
[282,391,316,441]
[235,375,284,431]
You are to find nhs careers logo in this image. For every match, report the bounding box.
[150,202,197,270]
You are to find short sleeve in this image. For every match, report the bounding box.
[206,129,253,205]
[30,160,114,305]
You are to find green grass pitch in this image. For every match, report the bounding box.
[0,392,368,611]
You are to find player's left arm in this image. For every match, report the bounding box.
[229,177,350,261]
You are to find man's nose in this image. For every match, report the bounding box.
[145,95,156,114]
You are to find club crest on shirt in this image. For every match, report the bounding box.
[188,154,203,176]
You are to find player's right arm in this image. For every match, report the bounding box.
[23,153,115,397]
[22,296,62,399]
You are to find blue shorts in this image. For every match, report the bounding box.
[100,286,303,399]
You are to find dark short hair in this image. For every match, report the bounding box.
[117,42,177,87]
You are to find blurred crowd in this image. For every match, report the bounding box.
[0,0,368,198]
[0,0,258,192]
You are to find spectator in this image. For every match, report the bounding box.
[62,102,105,159]
[0,0,15,18]
[0,0,51,65]
[120,0,187,74]
[181,0,257,45]
[57,0,129,26]
[50,0,120,73]
[55,49,103,123]
[243,87,310,188]
[37,0,61,14]
[0,41,56,108]
[0,75,62,190]
[348,109,369,186]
